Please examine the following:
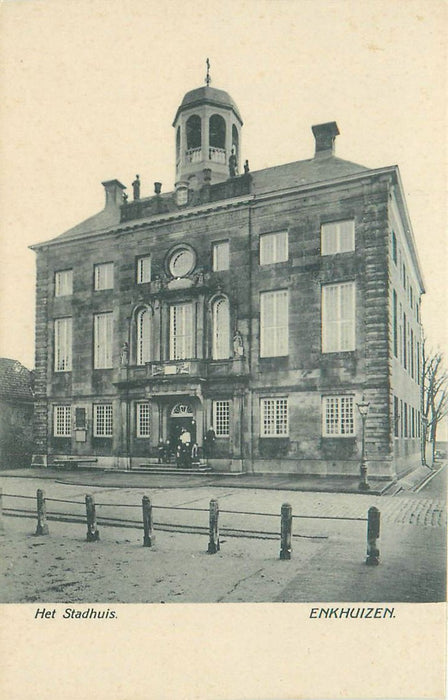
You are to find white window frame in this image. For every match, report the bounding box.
[321,220,355,255]
[260,289,289,357]
[93,403,113,437]
[260,398,288,437]
[321,282,355,353]
[54,317,72,372]
[94,312,113,369]
[212,240,230,272]
[136,402,151,438]
[55,269,73,297]
[170,302,194,360]
[322,396,355,437]
[213,400,230,437]
[212,296,231,360]
[259,231,288,265]
[137,255,151,284]
[94,262,114,291]
[136,308,151,365]
[53,405,71,437]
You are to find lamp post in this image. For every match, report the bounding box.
[357,396,370,491]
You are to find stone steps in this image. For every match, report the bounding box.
[132,462,213,476]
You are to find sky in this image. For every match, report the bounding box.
[0,0,446,371]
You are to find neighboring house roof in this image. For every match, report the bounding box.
[0,358,34,403]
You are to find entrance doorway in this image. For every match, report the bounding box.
[168,403,197,449]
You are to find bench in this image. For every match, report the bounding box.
[52,457,98,469]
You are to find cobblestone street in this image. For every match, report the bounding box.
[0,467,446,603]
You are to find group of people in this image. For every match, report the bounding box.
[157,426,216,468]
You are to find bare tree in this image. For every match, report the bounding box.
[422,340,448,465]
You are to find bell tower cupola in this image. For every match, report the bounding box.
[173,60,243,187]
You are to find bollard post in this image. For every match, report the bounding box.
[142,496,155,547]
[35,488,49,535]
[85,494,100,542]
[366,506,380,566]
[207,498,220,554]
[0,487,3,531]
[280,503,292,560]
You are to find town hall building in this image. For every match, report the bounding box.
[30,71,425,481]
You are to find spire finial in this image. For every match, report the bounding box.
[205,58,211,87]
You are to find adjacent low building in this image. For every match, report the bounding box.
[30,78,424,479]
[0,358,34,469]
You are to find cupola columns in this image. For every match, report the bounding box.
[173,83,243,186]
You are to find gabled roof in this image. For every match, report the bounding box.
[250,156,368,195]
[31,154,368,247]
[0,358,34,402]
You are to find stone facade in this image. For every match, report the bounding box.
[30,84,425,479]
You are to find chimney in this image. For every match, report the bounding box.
[311,122,339,158]
[102,179,126,209]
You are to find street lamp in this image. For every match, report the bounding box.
[357,395,370,491]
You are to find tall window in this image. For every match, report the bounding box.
[54,317,72,372]
[260,290,288,357]
[213,400,230,437]
[403,312,407,369]
[394,396,400,437]
[321,220,355,255]
[93,404,113,437]
[136,402,151,438]
[55,269,73,297]
[94,312,113,369]
[136,308,151,365]
[321,282,355,353]
[170,303,194,360]
[392,290,398,357]
[54,405,71,437]
[260,232,288,265]
[322,396,354,436]
[94,262,114,291]
[391,231,397,265]
[212,240,230,271]
[212,297,230,360]
[417,341,420,384]
[260,398,288,437]
[137,256,151,284]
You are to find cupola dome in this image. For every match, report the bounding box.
[173,64,243,188]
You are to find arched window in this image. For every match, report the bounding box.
[136,308,151,365]
[212,296,230,360]
[186,115,201,150]
[209,114,226,149]
[176,126,180,161]
[232,125,239,161]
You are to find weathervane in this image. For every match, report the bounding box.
[205,58,211,87]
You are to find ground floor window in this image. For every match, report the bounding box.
[322,396,354,436]
[93,404,113,437]
[53,405,71,437]
[260,398,288,437]
[136,402,151,438]
[213,400,230,437]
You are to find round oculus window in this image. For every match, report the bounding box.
[169,248,195,277]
